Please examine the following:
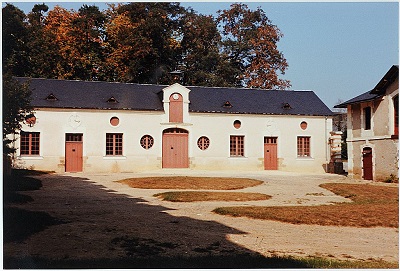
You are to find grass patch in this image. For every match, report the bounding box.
[117,176,263,190]
[154,191,271,202]
[3,254,397,269]
[296,256,398,269]
[213,183,398,228]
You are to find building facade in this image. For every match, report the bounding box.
[336,65,399,181]
[13,78,333,173]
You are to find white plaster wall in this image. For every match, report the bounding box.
[189,113,331,172]
[15,108,331,173]
[15,109,165,173]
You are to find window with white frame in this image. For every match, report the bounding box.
[297,136,310,157]
[106,133,123,155]
[20,131,40,155]
[230,135,244,156]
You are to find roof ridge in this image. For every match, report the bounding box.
[14,76,169,87]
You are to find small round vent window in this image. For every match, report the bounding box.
[140,135,154,149]
[233,120,241,129]
[197,136,210,150]
[110,117,120,126]
[300,121,308,130]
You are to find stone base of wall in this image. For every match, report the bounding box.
[327,161,344,174]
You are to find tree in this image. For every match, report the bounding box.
[2,4,29,76]
[103,4,152,82]
[180,10,225,86]
[112,2,186,84]
[38,5,107,80]
[26,3,52,78]
[71,5,106,80]
[217,4,290,89]
[2,74,32,156]
[36,5,77,79]
[3,3,291,89]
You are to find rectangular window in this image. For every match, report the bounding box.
[364,106,371,130]
[66,133,83,142]
[264,137,277,144]
[106,133,123,156]
[20,132,40,155]
[297,136,310,157]
[230,135,244,156]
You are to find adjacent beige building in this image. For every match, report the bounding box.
[336,65,399,181]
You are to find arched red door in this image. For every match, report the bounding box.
[162,128,188,168]
[362,147,373,180]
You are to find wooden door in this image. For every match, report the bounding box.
[362,147,373,180]
[264,137,278,170]
[65,134,83,172]
[162,128,188,168]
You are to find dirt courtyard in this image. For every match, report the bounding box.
[3,170,399,268]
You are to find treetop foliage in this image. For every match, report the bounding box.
[2,2,291,89]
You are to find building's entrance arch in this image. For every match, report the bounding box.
[162,128,189,168]
[362,147,373,180]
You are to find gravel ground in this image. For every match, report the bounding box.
[4,170,399,268]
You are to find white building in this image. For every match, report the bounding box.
[14,78,333,173]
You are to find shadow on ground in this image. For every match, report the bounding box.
[4,171,310,269]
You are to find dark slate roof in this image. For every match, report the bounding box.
[16,77,165,111]
[370,65,399,95]
[335,65,399,108]
[334,90,381,108]
[16,77,333,116]
[187,86,333,116]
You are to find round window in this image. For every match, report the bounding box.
[110,117,120,126]
[233,120,241,129]
[197,136,210,150]
[300,121,308,130]
[140,135,154,149]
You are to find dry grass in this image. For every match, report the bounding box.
[117,176,263,190]
[214,183,399,228]
[154,191,271,202]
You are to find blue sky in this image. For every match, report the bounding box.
[5,1,399,109]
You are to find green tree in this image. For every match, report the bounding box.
[180,10,225,86]
[113,2,186,84]
[2,4,29,76]
[2,74,32,156]
[217,3,291,89]
[25,3,53,78]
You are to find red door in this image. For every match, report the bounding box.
[65,134,83,172]
[362,147,373,180]
[264,137,278,170]
[162,128,188,168]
